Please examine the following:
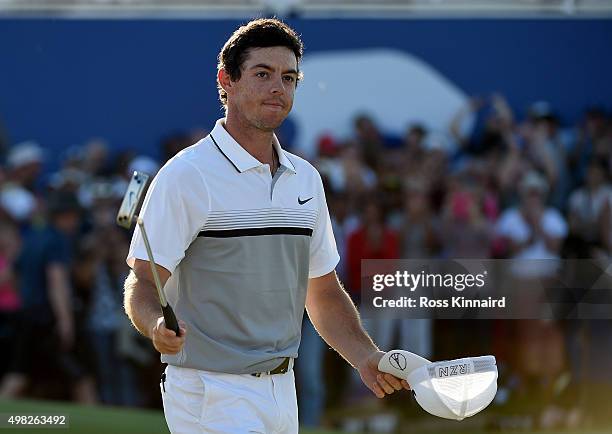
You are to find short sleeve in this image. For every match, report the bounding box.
[126,157,210,274]
[45,232,71,267]
[543,209,568,239]
[308,175,340,279]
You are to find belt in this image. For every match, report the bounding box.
[251,357,293,377]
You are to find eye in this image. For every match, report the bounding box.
[283,75,295,83]
[256,71,268,78]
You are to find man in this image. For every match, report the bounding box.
[0,191,96,403]
[495,170,568,277]
[124,18,408,433]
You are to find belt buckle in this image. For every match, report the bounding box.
[251,358,290,377]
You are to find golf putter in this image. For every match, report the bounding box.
[117,171,180,335]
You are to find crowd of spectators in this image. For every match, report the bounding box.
[304,96,612,431]
[0,94,611,432]
[0,133,197,407]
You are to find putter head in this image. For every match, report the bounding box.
[116,171,150,229]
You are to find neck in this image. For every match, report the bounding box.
[224,110,275,164]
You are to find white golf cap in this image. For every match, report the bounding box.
[7,141,44,168]
[379,351,498,421]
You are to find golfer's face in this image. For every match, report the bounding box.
[232,46,298,131]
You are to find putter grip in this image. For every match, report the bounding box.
[162,303,180,336]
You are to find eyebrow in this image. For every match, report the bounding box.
[250,63,299,75]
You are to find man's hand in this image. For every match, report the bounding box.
[357,350,410,398]
[151,317,187,355]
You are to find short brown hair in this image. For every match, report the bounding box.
[217,18,304,107]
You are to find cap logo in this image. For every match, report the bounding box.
[389,352,407,371]
[438,363,469,378]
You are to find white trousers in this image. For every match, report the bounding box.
[161,365,299,434]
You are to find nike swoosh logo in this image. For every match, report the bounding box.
[298,196,313,205]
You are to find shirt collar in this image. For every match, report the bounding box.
[210,118,296,174]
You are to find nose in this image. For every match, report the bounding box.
[269,74,286,95]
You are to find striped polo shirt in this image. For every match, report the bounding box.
[127,118,340,374]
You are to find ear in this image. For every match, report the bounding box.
[218,69,233,96]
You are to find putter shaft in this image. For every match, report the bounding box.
[137,217,167,306]
[136,217,180,335]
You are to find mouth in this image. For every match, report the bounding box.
[262,101,285,110]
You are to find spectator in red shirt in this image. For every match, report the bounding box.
[346,195,399,303]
